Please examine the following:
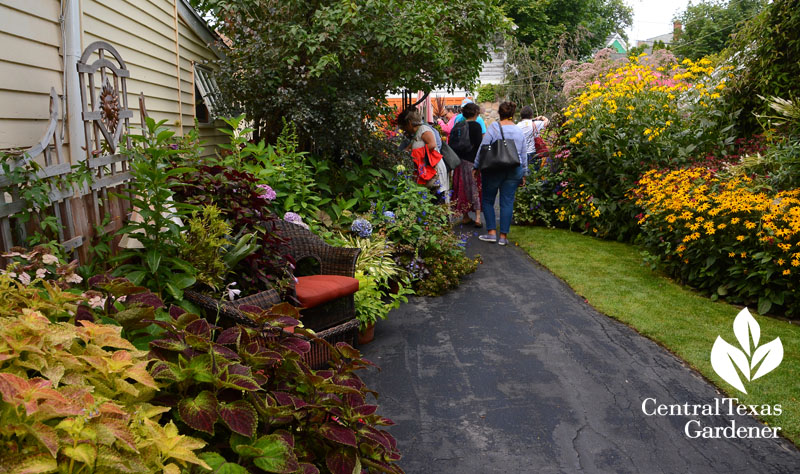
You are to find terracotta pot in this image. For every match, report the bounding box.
[357,322,375,345]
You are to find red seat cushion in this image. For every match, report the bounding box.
[295,275,359,309]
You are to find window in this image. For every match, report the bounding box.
[193,65,221,124]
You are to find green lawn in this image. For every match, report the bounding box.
[512,226,800,447]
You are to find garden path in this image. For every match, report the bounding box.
[360,226,800,473]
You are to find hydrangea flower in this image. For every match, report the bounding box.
[284,212,309,229]
[382,210,396,223]
[256,184,277,201]
[351,218,373,238]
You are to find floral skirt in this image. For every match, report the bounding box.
[451,159,481,215]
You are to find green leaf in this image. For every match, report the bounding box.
[217,463,250,474]
[165,283,184,301]
[63,444,96,467]
[199,452,226,470]
[169,273,196,290]
[145,250,162,274]
[250,434,299,473]
[757,297,772,316]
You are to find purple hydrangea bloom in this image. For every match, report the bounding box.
[284,212,309,229]
[382,210,396,223]
[256,184,277,201]
[351,218,373,238]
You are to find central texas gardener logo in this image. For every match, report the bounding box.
[710,308,783,394]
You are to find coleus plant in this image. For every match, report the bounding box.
[0,308,210,473]
[83,273,172,350]
[148,304,404,473]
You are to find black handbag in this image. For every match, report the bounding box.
[479,122,520,172]
[439,142,462,171]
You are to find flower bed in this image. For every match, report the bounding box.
[556,51,738,240]
[634,168,800,316]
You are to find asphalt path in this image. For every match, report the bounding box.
[359,226,800,473]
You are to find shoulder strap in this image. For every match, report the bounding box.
[496,121,506,141]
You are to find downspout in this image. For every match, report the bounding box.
[173,0,183,135]
[63,0,85,164]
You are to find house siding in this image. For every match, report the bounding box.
[177,16,226,157]
[0,0,222,159]
[82,0,182,130]
[0,0,64,150]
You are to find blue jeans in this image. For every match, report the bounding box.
[480,165,524,234]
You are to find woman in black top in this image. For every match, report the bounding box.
[450,102,484,226]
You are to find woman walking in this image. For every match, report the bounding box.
[451,102,484,226]
[473,101,527,246]
[398,109,449,201]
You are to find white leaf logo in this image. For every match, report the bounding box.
[710,308,783,394]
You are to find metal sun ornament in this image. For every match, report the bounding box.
[99,78,120,135]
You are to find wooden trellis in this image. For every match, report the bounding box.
[78,41,134,226]
[0,41,138,260]
[0,88,83,256]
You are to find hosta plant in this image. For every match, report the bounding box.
[148,304,404,473]
[0,308,209,473]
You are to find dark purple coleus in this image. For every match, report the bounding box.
[148,301,404,473]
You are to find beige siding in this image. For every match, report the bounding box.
[177,16,226,157]
[82,0,182,131]
[0,0,63,149]
[0,0,223,157]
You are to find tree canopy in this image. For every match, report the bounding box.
[672,0,765,60]
[723,0,800,131]
[501,0,632,60]
[191,0,507,157]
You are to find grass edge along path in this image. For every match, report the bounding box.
[512,226,800,448]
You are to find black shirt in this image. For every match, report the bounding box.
[455,121,484,163]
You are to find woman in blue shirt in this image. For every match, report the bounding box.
[473,101,527,246]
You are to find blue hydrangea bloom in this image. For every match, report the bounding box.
[351,218,373,238]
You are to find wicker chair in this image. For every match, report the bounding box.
[269,220,361,331]
[185,220,361,368]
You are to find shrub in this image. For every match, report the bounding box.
[328,233,413,330]
[243,121,331,227]
[513,164,570,227]
[173,164,292,297]
[724,0,800,132]
[476,84,498,103]
[179,205,258,291]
